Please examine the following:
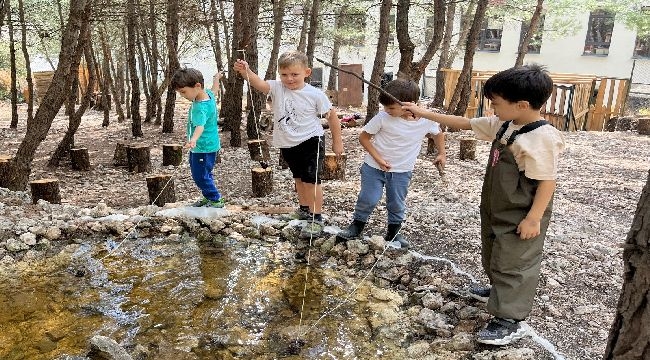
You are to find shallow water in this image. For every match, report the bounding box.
[0,234,400,359]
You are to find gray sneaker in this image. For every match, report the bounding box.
[282,207,311,221]
[300,220,324,239]
[468,283,490,302]
[477,318,528,345]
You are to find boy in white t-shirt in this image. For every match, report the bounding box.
[403,64,565,346]
[233,50,343,239]
[336,79,446,249]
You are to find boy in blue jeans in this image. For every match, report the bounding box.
[172,68,225,208]
[336,79,446,248]
[403,64,565,345]
[234,50,343,239]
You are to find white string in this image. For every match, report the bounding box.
[238,50,265,160]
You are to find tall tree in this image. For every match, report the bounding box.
[605,170,650,359]
[162,0,180,133]
[126,0,142,137]
[305,0,321,69]
[0,0,93,190]
[327,5,347,92]
[17,0,34,123]
[7,2,19,129]
[297,0,311,53]
[263,0,285,81]
[99,29,125,122]
[515,0,545,67]
[365,0,392,122]
[448,0,489,116]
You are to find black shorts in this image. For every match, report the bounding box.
[280,136,325,184]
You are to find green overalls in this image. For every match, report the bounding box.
[480,120,553,321]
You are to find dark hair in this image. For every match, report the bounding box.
[378,79,420,105]
[483,64,553,109]
[171,68,204,89]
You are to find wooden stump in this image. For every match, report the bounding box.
[247,139,270,162]
[321,152,346,180]
[251,167,273,197]
[70,148,91,171]
[278,151,289,169]
[162,144,183,166]
[127,145,152,173]
[638,118,650,135]
[29,179,61,204]
[459,137,477,161]
[146,174,176,206]
[0,156,10,176]
[113,142,129,167]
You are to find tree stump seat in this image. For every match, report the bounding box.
[29,179,61,204]
[162,144,183,166]
[251,167,273,197]
[126,145,152,173]
[247,139,271,162]
[146,174,176,206]
[321,152,346,180]
[70,147,91,171]
[459,137,476,161]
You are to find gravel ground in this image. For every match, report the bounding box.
[1,102,649,359]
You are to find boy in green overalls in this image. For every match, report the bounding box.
[403,64,565,345]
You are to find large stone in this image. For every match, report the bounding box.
[6,238,30,252]
[89,335,133,360]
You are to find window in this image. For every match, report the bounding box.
[583,10,615,55]
[519,16,545,54]
[634,35,650,58]
[477,18,503,52]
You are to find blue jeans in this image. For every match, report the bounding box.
[353,163,412,224]
[189,151,221,201]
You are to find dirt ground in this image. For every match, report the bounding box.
[1,100,650,359]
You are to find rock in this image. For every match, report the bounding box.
[367,235,387,251]
[89,335,133,360]
[6,238,30,252]
[457,305,480,320]
[20,232,38,246]
[406,341,430,357]
[493,348,536,360]
[417,308,452,332]
[421,292,444,310]
[346,240,369,255]
[370,287,403,304]
[44,227,62,240]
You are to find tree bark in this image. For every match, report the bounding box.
[432,0,457,109]
[515,0,544,67]
[7,3,19,129]
[264,0,285,81]
[99,29,125,122]
[148,0,162,125]
[0,0,92,190]
[243,0,263,142]
[135,22,152,123]
[162,0,180,134]
[605,170,650,359]
[449,0,488,116]
[365,0,392,122]
[297,0,311,53]
[126,0,143,137]
[218,0,231,66]
[327,6,347,91]
[17,0,34,123]
[305,0,320,70]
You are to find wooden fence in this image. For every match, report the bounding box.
[440,69,630,131]
[32,64,92,103]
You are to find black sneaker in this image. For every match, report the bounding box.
[335,220,366,243]
[468,283,490,302]
[386,233,410,248]
[477,318,528,345]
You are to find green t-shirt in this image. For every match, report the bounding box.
[186,89,220,153]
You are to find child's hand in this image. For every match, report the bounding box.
[184,140,196,149]
[213,71,223,81]
[332,141,344,157]
[517,217,541,240]
[433,154,446,169]
[233,60,249,76]
[377,158,391,171]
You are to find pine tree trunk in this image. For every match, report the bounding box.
[305,0,320,70]
[126,0,143,137]
[605,170,650,359]
[449,0,488,116]
[297,0,311,53]
[395,0,415,80]
[432,1,457,109]
[136,22,152,123]
[327,6,346,91]
[148,0,161,125]
[17,0,34,123]
[0,0,92,191]
[99,29,125,122]
[515,0,544,67]
[411,0,445,82]
[244,0,263,142]
[365,0,392,122]
[162,0,180,134]
[7,3,19,129]
[264,0,285,81]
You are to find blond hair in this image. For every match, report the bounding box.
[278,50,309,69]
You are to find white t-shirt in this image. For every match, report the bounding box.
[268,80,331,148]
[363,111,441,172]
[470,116,565,180]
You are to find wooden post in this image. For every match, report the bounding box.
[162,144,183,166]
[638,118,650,136]
[127,145,152,173]
[70,148,91,171]
[29,179,61,204]
[247,139,270,162]
[146,174,176,206]
[278,151,289,169]
[321,152,346,180]
[113,141,129,167]
[251,167,273,197]
[459,137,476,161]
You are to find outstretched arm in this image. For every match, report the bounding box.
[403,103,472,130]
[233,59,270,94]
[211,71,222,96]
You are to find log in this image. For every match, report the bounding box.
[321,152,346,180]
[29,179,61,204]
[127,145,152,173]
[162,144,183,166]
[459,137,476,161]
[278,151,289,169]
[638,118,650,136]
[113,141,129,167]
[70,148,91,171]
[251,167,273,197]
[247,139,270,162]
[146,174,176,206]
[0,157,10,175]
